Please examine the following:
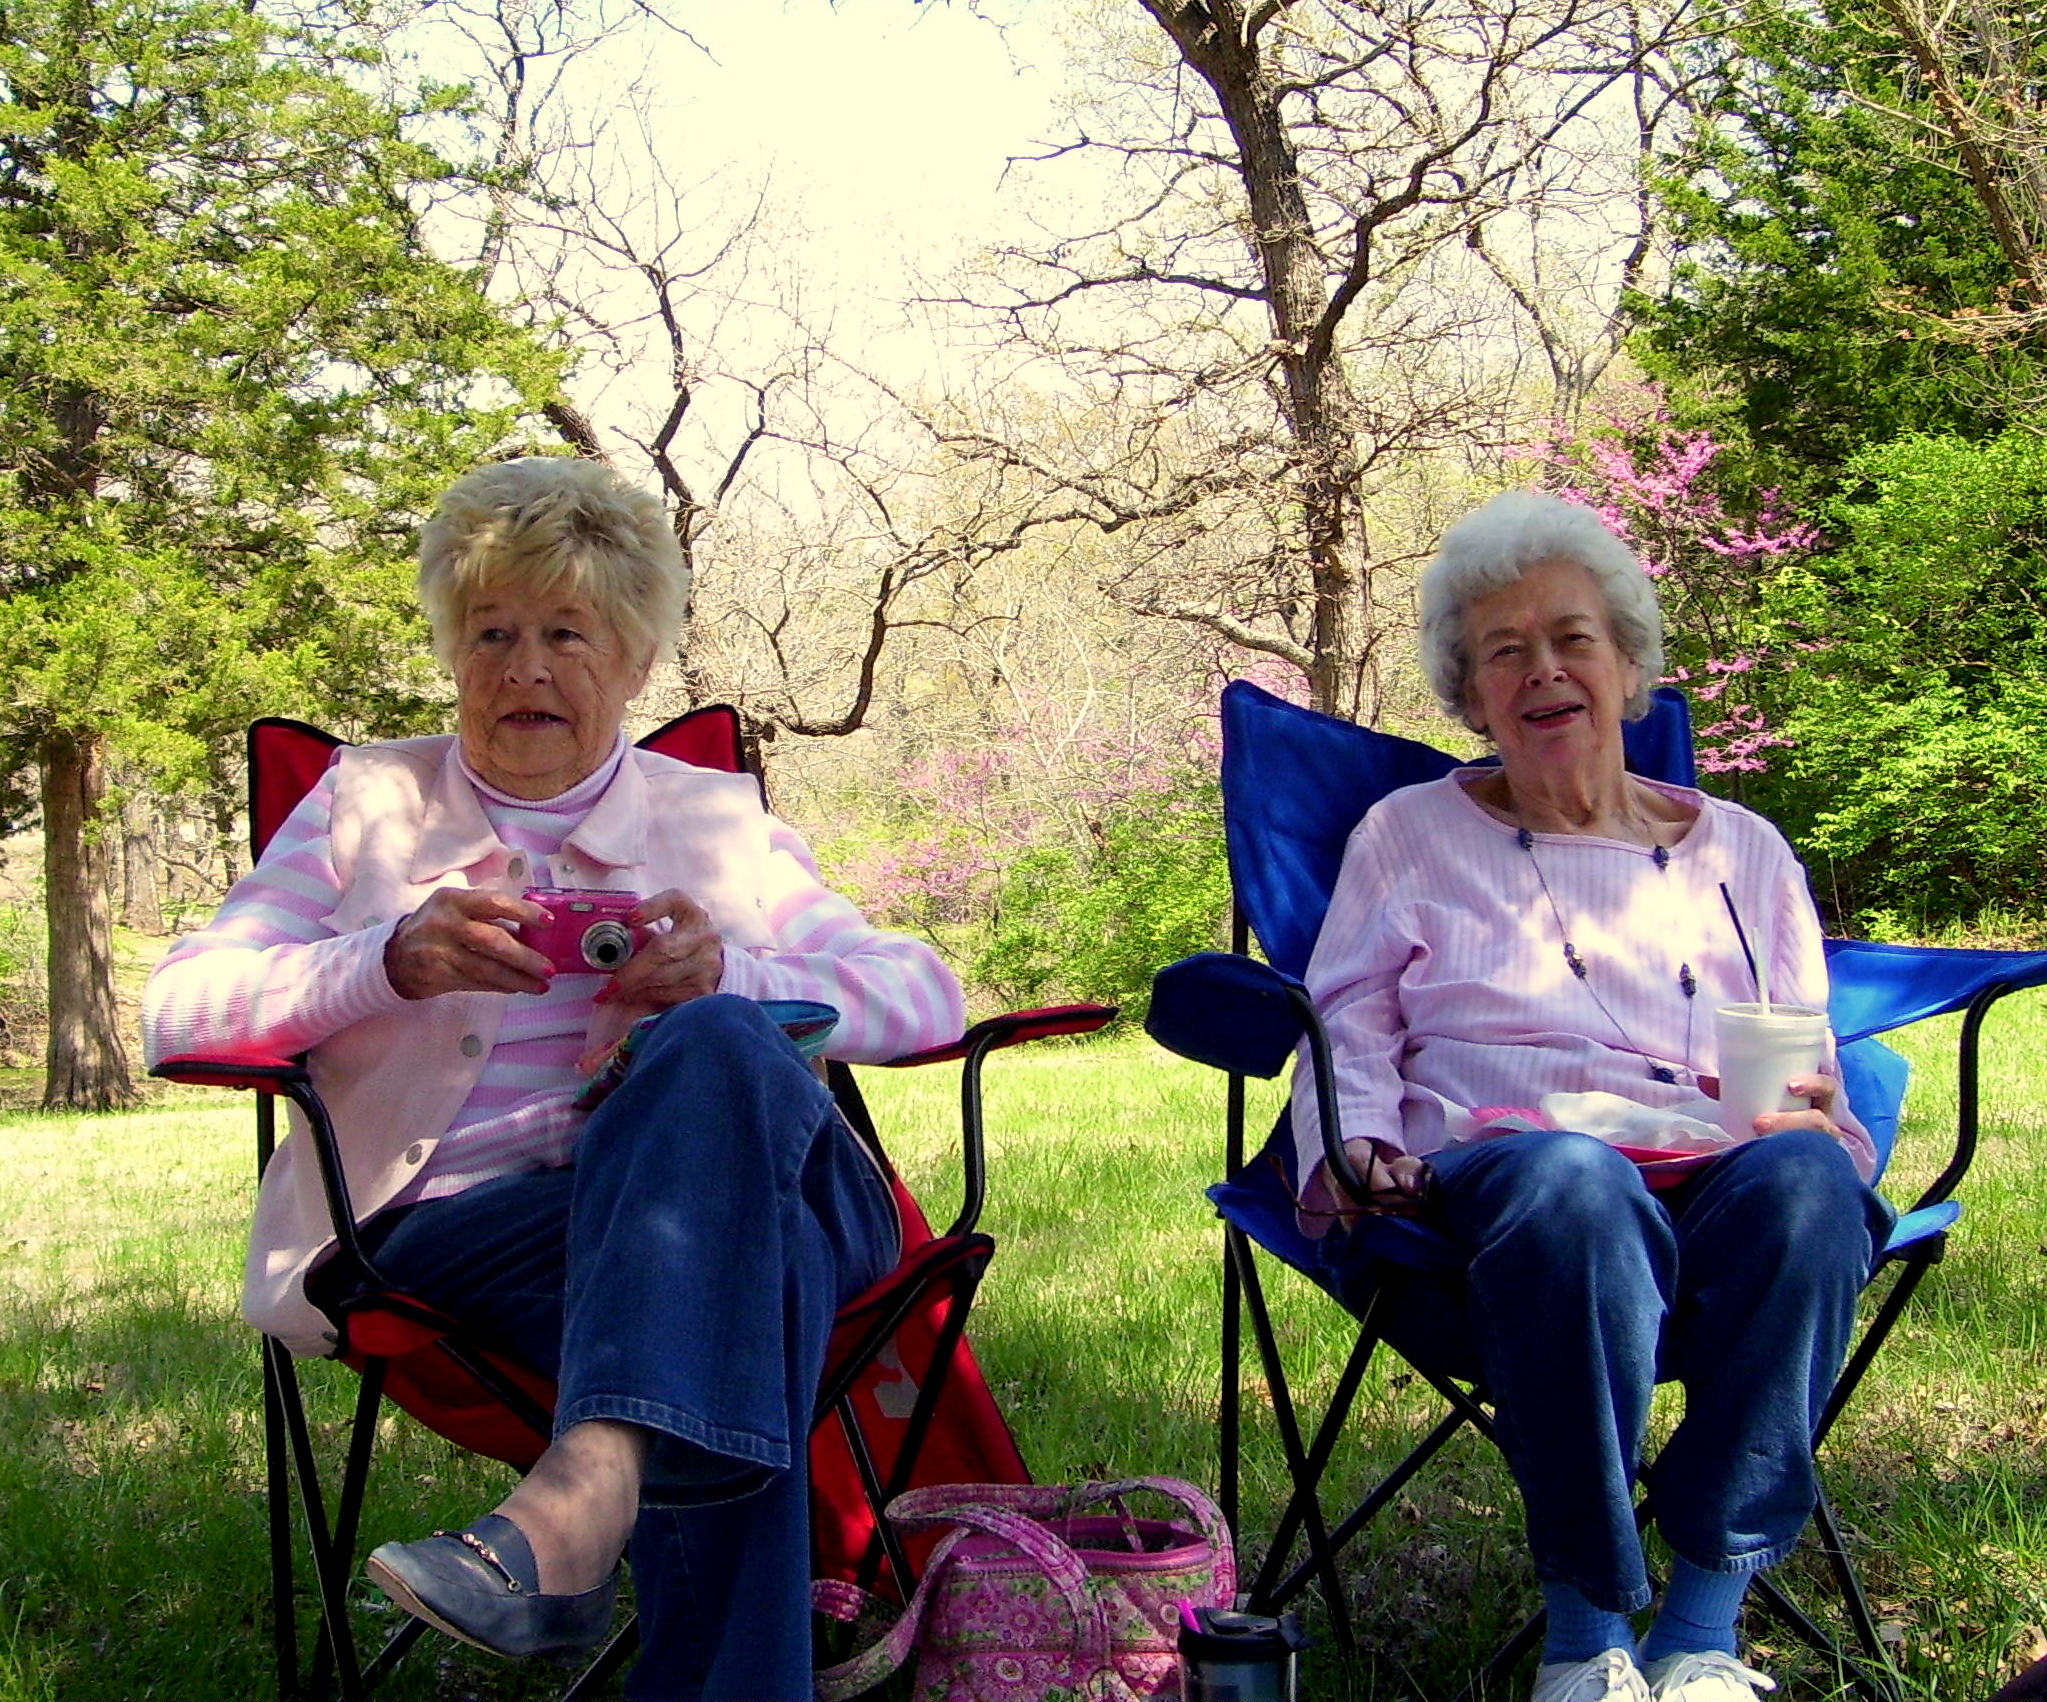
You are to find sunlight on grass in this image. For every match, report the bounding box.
[0,1001,2042,1699]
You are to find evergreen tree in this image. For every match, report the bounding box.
[1635,0,2047,495]
[0,0,560,1108]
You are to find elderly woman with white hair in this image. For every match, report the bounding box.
[1291,491,1892,1702]
[144,457,964,1700]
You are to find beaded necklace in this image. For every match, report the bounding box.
[1515,824,1698,1085]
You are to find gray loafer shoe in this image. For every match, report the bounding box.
[366,1513,618,1660]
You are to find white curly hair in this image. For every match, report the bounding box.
[417,457,687,673]
[1418,489,1664,730]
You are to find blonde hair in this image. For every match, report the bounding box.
[417,457,688,673]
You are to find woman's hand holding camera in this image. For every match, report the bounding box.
[595,889,724,1012]
[387,884,726,1078]
[385,888,554,1001]
[572,890,724,1076]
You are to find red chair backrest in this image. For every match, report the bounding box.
[248,720,345,862]
[637,703,747,776]
[246,706,751,861]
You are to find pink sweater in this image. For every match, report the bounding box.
[151,738,639,1206]
[1292,772,1873,1190]
[145,734,965,1354]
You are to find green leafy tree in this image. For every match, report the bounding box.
[969,780,1231,1021]
[0,0,560,1108]
[1754,430,2047,927]
[1635,0,2047,496]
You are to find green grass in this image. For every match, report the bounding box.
[3,1006,2045,1700]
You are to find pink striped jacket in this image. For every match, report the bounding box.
[145,735,964,1356]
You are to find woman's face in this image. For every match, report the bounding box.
[453,579,651,800]
[1460,557,1641,777]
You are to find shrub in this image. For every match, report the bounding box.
[969,781,1231,1019]
[1751,430,2047,927]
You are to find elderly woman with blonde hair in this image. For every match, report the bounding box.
[1292,491,1892,1702]
[145,456,964,1700]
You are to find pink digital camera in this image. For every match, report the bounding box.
[519,888,645,974]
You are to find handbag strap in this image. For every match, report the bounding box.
[893,1476,1234,1588]
[1055,1476,1234,1568]
[1051,1477,1236,1607]
[813,1500,1113,1702]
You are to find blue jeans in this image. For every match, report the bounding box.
[329,995,900,1700]
[1314,1128,1894,1613]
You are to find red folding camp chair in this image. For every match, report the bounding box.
[152,705,1115,1701]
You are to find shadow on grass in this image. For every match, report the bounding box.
[0,1280,570,1702]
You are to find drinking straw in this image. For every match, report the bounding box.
[1719,882,1768,1010]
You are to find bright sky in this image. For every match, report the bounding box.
[669,0,1067,263]
[456,0,1090,439]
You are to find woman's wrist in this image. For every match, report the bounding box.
[1336,1137,1433,1217]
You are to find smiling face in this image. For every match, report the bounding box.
[1460,556,1642,782]
[453,580,652,799]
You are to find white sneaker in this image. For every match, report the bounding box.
[1641,1650,1777,1702]
[1533,1648,1653,1702]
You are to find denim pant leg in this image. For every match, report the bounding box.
[329,994,898,1702]
[339,1168,575,1373]
[562,995,899,1701]
[1648,1129,1894,1575]
[1345,1130,1676,1613]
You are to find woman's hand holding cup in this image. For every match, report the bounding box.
[1752,1071,1845,1140]
[1713,1002,1840,1140]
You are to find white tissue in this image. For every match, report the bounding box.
[1539,1091,1735,1154]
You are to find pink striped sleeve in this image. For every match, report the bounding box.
[1295,808,1415,1187]
[142,771,411,1065]
[715,818,964,1062]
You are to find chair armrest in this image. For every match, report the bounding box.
[149,1052,309,1091]
[148,1050,383,1285]
[1825,937,2047,1043]
[1826,937,2047,1212]
[881,1003,1118,1068]
[877,1004,1118,1241]
[1146,952,1368,1205]
[1146,952,1309,1079]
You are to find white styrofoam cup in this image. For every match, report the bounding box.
[1713,1002,1829,1142]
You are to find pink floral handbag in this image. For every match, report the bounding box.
[813,1477,1235,1702]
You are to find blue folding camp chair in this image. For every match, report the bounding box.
[1147,678,2047,1697]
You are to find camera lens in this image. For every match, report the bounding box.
[580,919,634,971]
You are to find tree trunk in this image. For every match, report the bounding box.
[41,729,138,1111]
[1140,0,1371,719]
[212,795,242,893]
[122,789,163,934]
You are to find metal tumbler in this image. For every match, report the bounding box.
[1176,1606,1309,1701]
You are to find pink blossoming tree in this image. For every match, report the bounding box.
[1530,389,1820,775]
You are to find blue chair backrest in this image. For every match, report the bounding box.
[1220,680,1697,979]
[1208,680,1991,1186]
